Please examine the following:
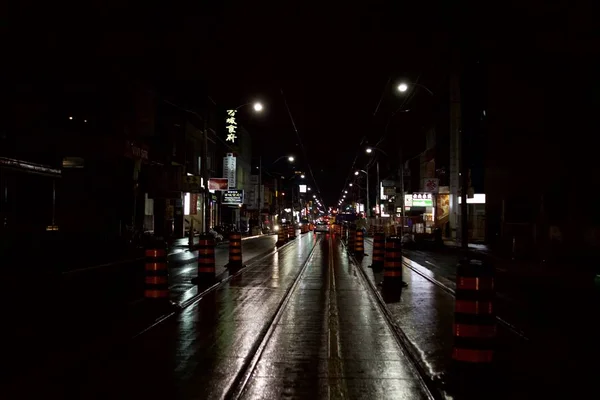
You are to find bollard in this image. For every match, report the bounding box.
[452,256,496,368]
[369,232,385,270]
[355,229,365,256]
[347,228,356,253]
[226,232,244,270]
[288,223,296,240]
[191,234,215,285]
[145,240,169,300]
[276,224,287,247]
[383,236,406,288]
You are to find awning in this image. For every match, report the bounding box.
[0,157,61,177]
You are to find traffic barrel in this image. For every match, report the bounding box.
[276,224,287,246]
[355,229,365,256]
[288,223,296,240]
[347,228,356,253]
[226,232,244,270]
[452,257,496,366]
[144,240,169,300]
[383,236,406,288]
[369,232,385,271]
[191,234,216,285]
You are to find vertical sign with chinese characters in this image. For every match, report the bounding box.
[223,153,237,189]
[225,109,237,143]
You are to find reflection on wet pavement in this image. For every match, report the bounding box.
[239,236,429,399]
[3,232,434,399]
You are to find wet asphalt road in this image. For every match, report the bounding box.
[4,233,430,399]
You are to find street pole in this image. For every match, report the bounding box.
[203,111,210,234]
[258,156,262,231]
[376,161,380,218]
[366,169,370,218]
[399,148,405,237]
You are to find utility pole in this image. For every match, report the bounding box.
[399,147,405,237]
[203,110,211,234]
[257,156,262,231]
[366,169,370,218]
[376,161,380,217]
[459,46,470,254]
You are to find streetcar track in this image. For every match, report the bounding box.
[132,234,313,340]
[225,235,322,400]
[326,236,348,400]
[340,238,439,400]
[363,238,530,341]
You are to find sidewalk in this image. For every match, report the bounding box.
[352,238,600,398]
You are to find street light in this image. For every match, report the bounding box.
[253,102,264,112]
[397,82,434,96]
[300,174,305,179]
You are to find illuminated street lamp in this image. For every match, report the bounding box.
[253,102,264,112]
[397,82,434,96]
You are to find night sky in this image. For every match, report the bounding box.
[6,1,599,206]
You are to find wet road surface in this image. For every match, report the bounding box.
[3,233,430,399]
[0,234,279,390]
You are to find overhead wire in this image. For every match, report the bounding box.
[280,88,326,212]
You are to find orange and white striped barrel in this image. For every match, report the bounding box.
[452,257,496,365]
[383,236,403,286]
[145,241,169,299]
[369,232,385,270]
[228,232,243,269]
[288,224,296,239]
[354,229,364,256]
[276,224,287,246]
[196,234,216,282]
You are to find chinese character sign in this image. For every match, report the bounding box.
[225,109,237,143]
[411,192,433,207]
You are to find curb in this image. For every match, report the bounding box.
[341,238,443,400]
[60,234,278,276]
[364,238,529,341]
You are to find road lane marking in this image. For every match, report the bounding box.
[327,236,348,400]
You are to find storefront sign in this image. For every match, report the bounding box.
[225,110,238,143]
[223,154,236,189]
[223,190,244,205]
[423,178,439,193]
[182,175,202,193]
[125,141,149,160]
[208,178,229,190]
[190,194,198,215]
[412,192,433,207]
